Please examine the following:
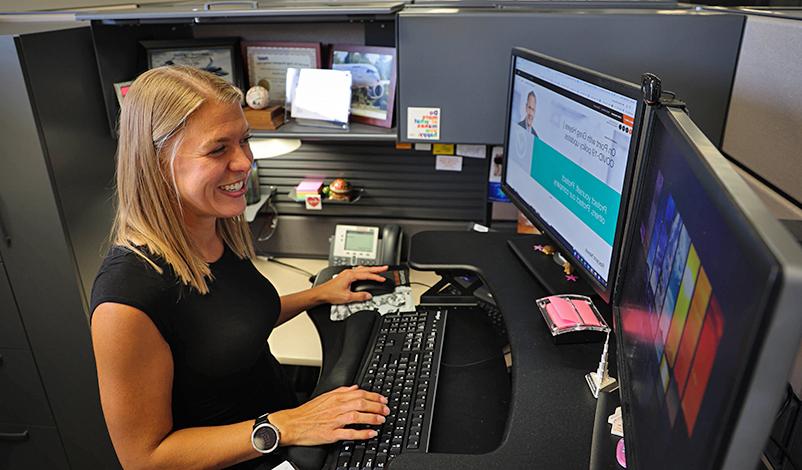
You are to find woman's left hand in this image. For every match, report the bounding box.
[318,265,389,305]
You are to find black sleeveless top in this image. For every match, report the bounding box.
[91,244,298,468]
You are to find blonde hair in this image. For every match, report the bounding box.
[112,65,255,295]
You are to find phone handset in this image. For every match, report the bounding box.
[379,224,402,266]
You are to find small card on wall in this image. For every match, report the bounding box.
[305,195,322,210]
[435,155,463,172]
[456,144,487,159]
[433,144,455,155]
[415,143,432,151]
[407,107,440,141]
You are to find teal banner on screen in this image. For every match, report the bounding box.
[530,138,621,245]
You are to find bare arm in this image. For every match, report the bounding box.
[92,303,260,470]
[93,302,389,470]
[276,265,388,326]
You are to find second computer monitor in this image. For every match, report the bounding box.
[502,48,645,301]
[615,106,802,470]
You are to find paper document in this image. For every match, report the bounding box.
[331,286,415,321]
[291,68,352,125]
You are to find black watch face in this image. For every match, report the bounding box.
[253,425,278,452]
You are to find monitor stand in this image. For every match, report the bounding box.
[507,235,595,297]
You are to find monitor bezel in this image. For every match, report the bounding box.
[500,47,647,303]
[613,106,802,470]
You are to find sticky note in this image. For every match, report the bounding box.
[415,143,432,151]
[456,144,487,159]
[435,155,462,172]
[433,144,455,155]
[407,107,440,141]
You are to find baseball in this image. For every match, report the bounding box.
[246,86,270,109]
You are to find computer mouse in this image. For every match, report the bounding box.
[350,278,395,296]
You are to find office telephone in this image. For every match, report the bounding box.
[328,224,402,267]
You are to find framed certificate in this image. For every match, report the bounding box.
[242,41,322,104]
[141,38,243,90]
[331,45,397,128]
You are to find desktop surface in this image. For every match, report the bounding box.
[262,236,619,469]
[406,230,614,469]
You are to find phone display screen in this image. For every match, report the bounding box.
[345,230,376,253]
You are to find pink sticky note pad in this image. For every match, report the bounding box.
[572,298,604,327]
[296,180,323,192]
[544,296,581,329]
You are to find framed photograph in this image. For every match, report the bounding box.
[242,41,321,105]
[140,38,243,90]
[331,45,397,128]
[113,80,133,106]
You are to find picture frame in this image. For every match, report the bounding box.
[330,45,397,128]
[140,38,243,90]
[242,41,322,105]
[113,80,133,106]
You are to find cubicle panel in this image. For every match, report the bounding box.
[398,9,744,146]
[0,27,120,469]
[722,14,802,207]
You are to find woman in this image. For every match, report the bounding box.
[91,66,390,470]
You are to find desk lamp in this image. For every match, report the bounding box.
[245,138,301,243]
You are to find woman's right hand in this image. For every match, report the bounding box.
[268,385,390,446]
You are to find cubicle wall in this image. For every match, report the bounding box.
[398,8,745,147]
[87,11,491,259]
[722,11,802,209]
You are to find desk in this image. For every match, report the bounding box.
[399,231,609,469]
[252,257,440,367]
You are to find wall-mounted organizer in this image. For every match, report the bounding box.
[252,142,489,258]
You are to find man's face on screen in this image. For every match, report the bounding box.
[526,94,537,128]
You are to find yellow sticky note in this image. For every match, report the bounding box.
[433,144,455,155]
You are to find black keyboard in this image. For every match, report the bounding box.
[331,308,448,470]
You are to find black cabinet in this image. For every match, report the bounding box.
[0,23,120,469]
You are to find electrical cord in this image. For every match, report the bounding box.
[409,281,433,289]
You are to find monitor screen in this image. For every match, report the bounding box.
[616,107,802,470]
[502,48,644,299]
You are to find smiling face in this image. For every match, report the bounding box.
[171,99,253,227]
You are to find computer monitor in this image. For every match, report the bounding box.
[614,106,802,470]
[501,48,646,302]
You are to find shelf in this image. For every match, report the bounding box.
[288,187,365,204]
[251,122,397,142]
[76,2,405,22]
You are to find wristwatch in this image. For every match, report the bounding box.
[251,413,280,454]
